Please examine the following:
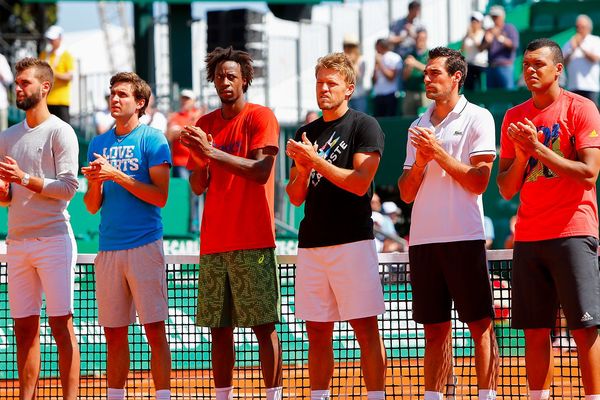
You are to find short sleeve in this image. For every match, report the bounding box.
[572,98,600,150]
[249,106,280,152]
[499,111,516,159]
[403,120,417,169]
[145,130,172,168]
[468,108,497,159]
[59,52,75,73]
[355,115,385,156]
[87,136,98,164]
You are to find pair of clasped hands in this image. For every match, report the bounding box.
[0,155,28,197]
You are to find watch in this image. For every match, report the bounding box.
[20,173,30,186]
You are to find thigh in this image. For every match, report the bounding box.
[196,251,232,327]
[443,240,495,323]
[95,249,135,327]
[409,243,452,324]
[33,235,76,317]
[511,241,558,329]
[127,240,169,325]
[227,248,281,327]
[327,240,385,321]
[546,236,600,330]
[7,240,42,318]
[295,247,341,322]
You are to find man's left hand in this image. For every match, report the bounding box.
[507,118,542,157]
[287,132,318,170]
[0,156,26,184]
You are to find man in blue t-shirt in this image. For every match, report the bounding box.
[82,72,172,400]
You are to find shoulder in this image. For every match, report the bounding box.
[247,103,278,120]
[464,100,494,121]
[139,124,167,141]
[563,90,599,114]
[505,99,531,120]
[49,116,77,137]
[198,109,221,126]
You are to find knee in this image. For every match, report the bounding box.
[524,329,552,346]
[252,323,277,343]
[306,322,334,345]
[467,318,494,342]
[424,322,452,345]
[48,316,73,342]
[143,322,168,347]
[571,327,599,348]
[211,327,234,347]
[104,327,128,347]
[350,318,382,344]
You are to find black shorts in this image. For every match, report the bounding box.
[511,236,600,330]
[409,240,495,324]
[48,105,70,123]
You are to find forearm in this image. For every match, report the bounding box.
[286,169,310,206]
[313,157,372,196]
[189,166,210,195]
[40,175,79,201]
[535,146,598,188]
[435,152,490,194]
[112,170,169,207]
[397,164,426,203]
[208,147,271,184]
[54,71,73,81]
[83,183,103,214]
[497,159,527,200]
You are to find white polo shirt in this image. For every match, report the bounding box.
[403,95,496,246]
[563,34,600,93]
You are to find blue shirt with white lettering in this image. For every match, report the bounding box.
[88,124,171,251]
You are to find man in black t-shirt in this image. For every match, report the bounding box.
[286,52,387,400]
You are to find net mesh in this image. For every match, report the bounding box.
[0,252,587,398]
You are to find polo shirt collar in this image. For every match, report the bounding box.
[421,94,468,126]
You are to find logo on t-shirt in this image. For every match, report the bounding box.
[310,131,348,187]
[525,123,564,182]
[102,145,140,172]
[589,130,598,138]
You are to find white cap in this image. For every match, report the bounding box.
[180,89,196,100]
[343,33,360,46]
[471,11,484,22]
[45,25,64,40]
[382,201,400,215]
[489,5,505,18]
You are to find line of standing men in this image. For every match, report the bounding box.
[1,36,600,400]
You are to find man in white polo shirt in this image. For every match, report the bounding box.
[398,47,498,400]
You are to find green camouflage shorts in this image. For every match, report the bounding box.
[196,248,281,328]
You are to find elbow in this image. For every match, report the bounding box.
[85,204,99,215]
[498,186,515,201]
[155,195,168,208]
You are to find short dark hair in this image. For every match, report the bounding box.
[524,38,564,65]
[205,46,254,93]
[376,38,391,50]
[15,57,54,90]
[428,47,468,90]
[408,1,421,11]
[109,72,152,117]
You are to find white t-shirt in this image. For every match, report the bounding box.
[373,51,402,96]
[140,110,168,134]
[0,53,13,110]
[463,30,488,68]
[563,34,600,92]
[403,95,496,246]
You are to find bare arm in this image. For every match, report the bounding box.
[287,132,380,196]
[82,180,103,214]
[189,165,209,196]
[285,166,311,206]
[397,161,427,204]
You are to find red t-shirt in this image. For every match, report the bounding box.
[500,90,600,241]
[188,103,280,254]
[169,109,200,167]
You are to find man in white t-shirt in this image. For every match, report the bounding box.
[563,14,600,106]
[372,38,402,117]
[398,47,498,400]
[0,51,13,131]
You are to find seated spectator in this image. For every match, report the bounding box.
[562,14,600,106]
[461,11,488,91]
[480,5,519,89]
[402,28,431,116]
[389,0,424,58]
[344,34,368,113]
[372,38,402,117]
[140,94,168,134]
[94,93,114,135]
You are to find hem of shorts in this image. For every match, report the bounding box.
[195,316,281,328]
[200,243,276,256]
[514,231,599,242]
[10,312,42,319]
[295,309,384,323]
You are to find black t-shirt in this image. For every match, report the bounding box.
[295,109,385,248]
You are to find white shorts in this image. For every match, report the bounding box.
[295,239,385,322]
[95,239,168,327]
[7,233,77,318]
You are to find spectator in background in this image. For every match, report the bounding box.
[344,34,368,114]
[0,51,13,131]
[563,14,600,106]
[304,110,319,125]
[94,93,114,135]
[165,89,203,178]
[462,11,488,91]
[372,38,402,117]
[389,1,424,58]
[141,94,168,134]
[402,29,431,116]
[480,6,519,89]
[40,25,75,123]
[504,215,516,249]
[483,216,495,250]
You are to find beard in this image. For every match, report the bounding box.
[16,91,42,111]
[317,96,345,111]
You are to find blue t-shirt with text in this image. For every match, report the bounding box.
[88,124,171,251]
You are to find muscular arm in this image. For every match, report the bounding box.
[83,180,103,214]
[285,166,311,206]
[189,165,209,196]
[397,162,427,204]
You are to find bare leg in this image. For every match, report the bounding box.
[306,321,335,390]
[348,316,387,391]
[48,315,80,400]
[211,327,235,388]
[14,316,41,400]
[524,329,553,390]
[466,317,498,390]
[143,321,171,391]
[571,327,600,394]
[252,323,282,388]
[104,326,130,389]
[424,321,453,392]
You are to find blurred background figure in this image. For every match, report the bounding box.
[481,5,519,89]
[462,11,488,91]
[562,14,600,107]
[303,110,319,125]
[483,215,495,250]
[40,25,75,123]
[140,94,168,134]
[402,28,431,116]
[166,89,203,178]
[0,51,13,131]
[343,33,368,114]
[372,38,402,117]
[94,93,114,135]
[389,0,424,58]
